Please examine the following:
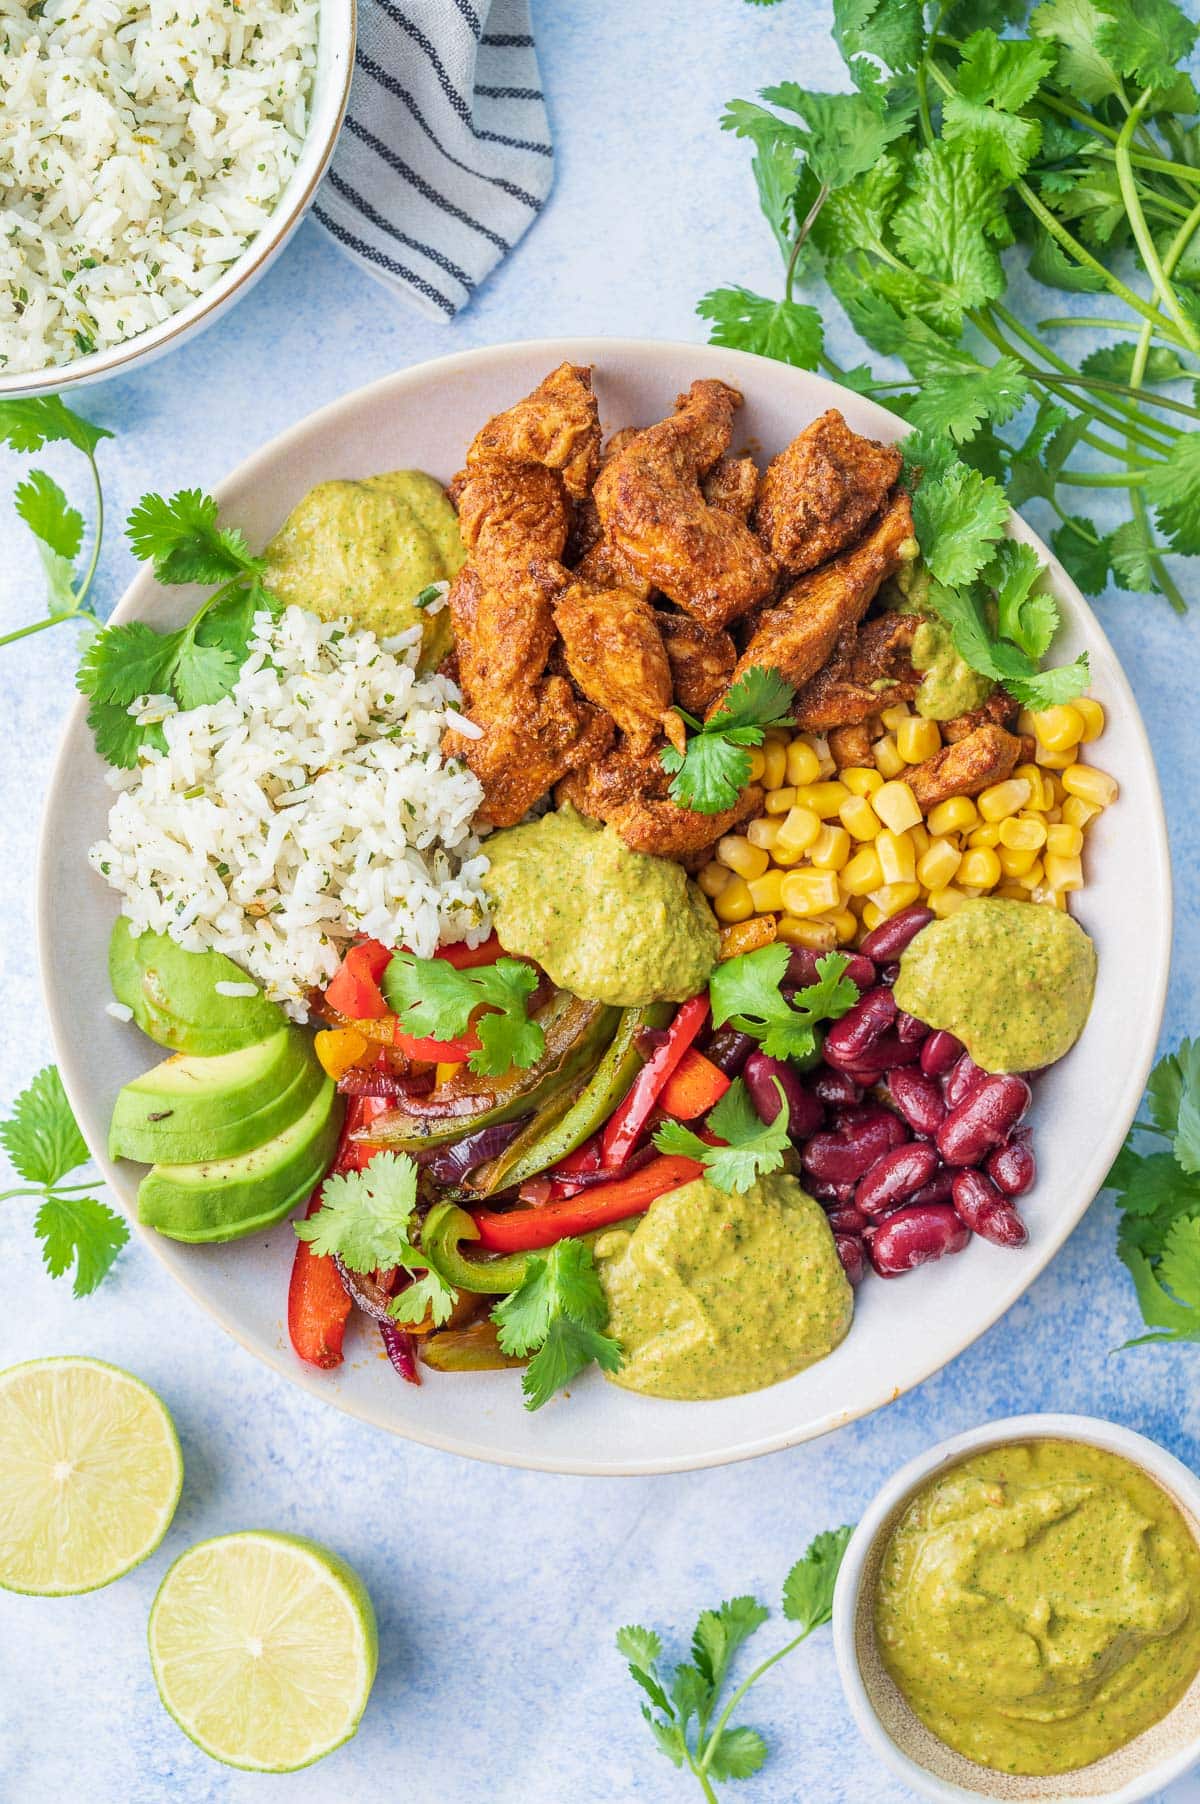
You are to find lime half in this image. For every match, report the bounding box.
[0,1355,183,1595]
[148,1531,378,1771]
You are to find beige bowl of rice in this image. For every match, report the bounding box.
[0,0,354,394]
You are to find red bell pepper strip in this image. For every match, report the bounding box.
[436,932,502,970]
[325,939,392,1019]
[658,1048,731,1121]
[287,1186,352,1369]
[600,994,709,1166]
[471,1153,704,1253]
[333,1094,392,1172]
[545,1133,604,1199]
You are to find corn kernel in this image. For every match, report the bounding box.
[764,726,789,746]
[716,835,768,880]
[958,846,1002,890]
[873,779,922,833]
[315,1027,369,1081]
[1015,763,1050,812]
[967,822,1001,848]
[998,844,1039,878]
[1016,858,1045,891]
[781,868,841,916]
[697,861,731,898]
[928,885,968,918]
[999,814,1046,852]
[868,881,923,918]
[748,870,786,913]
[718,917,777,961]
[1063,795,1100,831]
[1045,852,1084,892]
[897,715,941,763]
[811,735,838,778]
[770,838,809,868]
[880,702,912,731]
[746,817,780,851]
[1017,709,1038,738]
[909,822,931,860]
[839,794,882,841]
[842,765,883,797]
[713,875,754,922]
[841,845,885,897]
[762,740,788,789]
[1033,703,1086,752]
[873,734,906,779]
[764,785,798,816]
[927,795,978,837]
[1074,698,1105,742]
[829,906,858,944]
[917,838,962,891]
[978,778,1032,822]
[995,883,1031,902]
[785,739,822,786]
[1062,763,1119,808]
[777,915,838,950]
[1046,822,1083,858]
[860,901,885,932]
[1042,774,1066,808]
[811,824,852,871]
[746,748,766,782]
[876,827,917,886]
[1035,744,1076,770]
[775,806,822,855]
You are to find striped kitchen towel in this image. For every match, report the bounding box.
[314,0,554,320]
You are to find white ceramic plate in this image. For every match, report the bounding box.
[37,339,1172,1475]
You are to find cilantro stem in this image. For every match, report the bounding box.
[0,613,88,649]
[0,1181,96,1202]
[1115,92,1200,356]
[784,184,829,304]
[697,1624,818,1778]
[1056,467,1153,488]
[77,447,105,615]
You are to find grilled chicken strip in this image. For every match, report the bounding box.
[702,455,759,521]
[940,691,1018,741]
[461,361,600,500]
[710,491,915,718]
[553,576,682,755]
[906,724,1023,808]
[791,611,921,732]
[558,741,761,863]
[593,380,778,631]
[755,410,903,574]
[658,612,738,718]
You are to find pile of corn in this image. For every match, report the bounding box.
[699,698,1118,959]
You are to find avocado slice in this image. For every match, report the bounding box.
[109,1027,322,1165]
[110,919,282,1055]
[136,1078,343,1243]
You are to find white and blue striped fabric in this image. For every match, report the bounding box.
[314,0,554,319]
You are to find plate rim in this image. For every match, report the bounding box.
[35,335,1174,1475]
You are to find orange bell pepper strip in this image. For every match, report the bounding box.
[287,1186,351,1369]
[325,939,392,1019]
[470,1153,704,1253]
[657,1048,731,1121]
[600,994,709,1166]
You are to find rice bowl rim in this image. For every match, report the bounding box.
[0,0,356,399]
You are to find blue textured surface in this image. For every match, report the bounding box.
[2,3,1200,1800]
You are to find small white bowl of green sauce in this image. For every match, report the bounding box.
[834,1414,1200,1803]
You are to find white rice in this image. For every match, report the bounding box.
[89,606,493,1021]
[0,0,318,374]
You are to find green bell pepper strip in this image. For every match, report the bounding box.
[470,1000,675,1197]
[419,1199,641,1298]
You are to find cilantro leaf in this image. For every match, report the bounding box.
[707,1725,769,1781]
[782,1525,854,1628]
[126,489,263,585]
[1145,435,1200,556]
[617,1625,663,1671]
[1031,0,1125,104]
[1108,518,1160,593]
[957,28,1056,111]
[759,81,915,189]
[987,540,1059,659]
[34,1194,129,1298]
[77,621,182,707]
[14,470,84,564]
[926,578,1089,708]
[382,952,543,1077]
[390,1267,457,1329]
[709,946,858,1063]
[1109,1045,1200,1342]
[911,461,1010,587]
[1027,227,1109,293]
[833,0,926,72]
[906,356,1029,446]
[171,639,241,711]
[662,668,795,814]
[892,142,1010,324]
[1081,343,1193,384]
[692,1596,770,1692]
[1051,514,1112,595]
[0,394,112,458]
[655,1078,790,1194]
[1,1066,89,1185]
[1094,0,1197,92]
[698,287,824,368]
[492,1239,621,1410]
[297,1152,414,1267]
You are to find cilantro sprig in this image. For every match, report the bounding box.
[709,944,858,1063]
[295,1151,456,1327]
[1108,1040,1200,1344]
[661,667,796,815]
[705,1,1200,618]
[0,395,113,650]
[654,1077,791,1194]
[382,951,543,1077]
[0,1066,128,1296]
[492,1238,622,1410]
[618,1525,853,1798]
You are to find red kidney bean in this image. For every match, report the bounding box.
[867,1204,970,1276]
[705,1029,755,1077]
[813,1068,862,1109]
[942,1054,988,1109]
[986,1130,1036,1199]
[810,1176,858,1206]
[803,1105,907,1186]
[826,1203,870,1236]
[887,1066,947,1138]
[951,1169,1029,1247]
[838,1031,923,1077]
[835,1234,867,1285]
[787,947,876,991]
[920,1030,964,1078]
[856,1142,939,1217]
[858,906,934,965]
[937,1074,1032,1167]
[896,1011,930,1046]
[906,1166,956,1207]
[823,986,896,1069]
[879,961,901,985]
[743,1052,823,1140]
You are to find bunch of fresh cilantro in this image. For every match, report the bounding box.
[618,1525,852,1798]
[1108,1039,1200,1342]
[0,1067,127,1296]
[707,0,1200,621]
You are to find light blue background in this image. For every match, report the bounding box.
[2,3,1200,1800]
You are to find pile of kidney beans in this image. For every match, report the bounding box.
[707,905,1037,1286]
